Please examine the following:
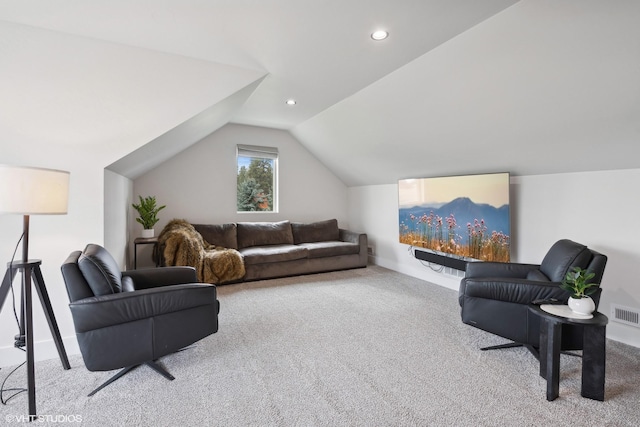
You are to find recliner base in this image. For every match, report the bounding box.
[480,341,582,360]
[481,342,540,359]
[481,342,524,351]
[88,361,174,397]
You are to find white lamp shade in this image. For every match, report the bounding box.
[0,165,70,215]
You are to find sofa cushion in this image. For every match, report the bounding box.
[291,219,340,244]
[78,244,122,296]
[299,241,359,259]
[540,239,591,282]
[240,245,308,265]
[237,221,293,249]
[193,223,238,249]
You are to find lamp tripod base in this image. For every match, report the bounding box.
[0,259,71,419]
[15,334,26,348]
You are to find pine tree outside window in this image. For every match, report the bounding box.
[237,145,278,212]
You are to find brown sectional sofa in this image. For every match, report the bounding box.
[192,219,368,282]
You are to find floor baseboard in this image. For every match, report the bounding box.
[0,335,79,369]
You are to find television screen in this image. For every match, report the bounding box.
[398,172,510,262]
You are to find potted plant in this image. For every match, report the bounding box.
[560,267,598,315]
[132,195,166,238]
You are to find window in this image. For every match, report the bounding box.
[237,145,278,212]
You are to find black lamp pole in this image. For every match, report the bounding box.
[22,214,37,418]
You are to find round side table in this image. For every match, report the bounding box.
[528,304,608,401]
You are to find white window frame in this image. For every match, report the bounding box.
[236,144,279,213]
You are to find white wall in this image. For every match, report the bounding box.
[104,170,133,268]
[348,169,640,349]
[131,124,350,268]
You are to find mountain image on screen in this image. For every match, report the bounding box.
[399,196,510,262]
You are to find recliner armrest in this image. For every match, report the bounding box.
[461,278,569,305]
[122,266,198,289]
[69,283,216,332]
[464,262,540,279]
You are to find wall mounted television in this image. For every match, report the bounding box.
[398,172,510,264]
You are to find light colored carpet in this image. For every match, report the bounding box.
[1,266,639,426]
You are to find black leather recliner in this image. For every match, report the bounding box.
[61,244,219,396]
[459,239,607,353]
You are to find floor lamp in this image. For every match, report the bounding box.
[0,165,71,420]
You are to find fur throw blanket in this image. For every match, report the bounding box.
[157,219,245,284]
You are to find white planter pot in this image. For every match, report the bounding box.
[141,228,155,238]
[568,296,595,315]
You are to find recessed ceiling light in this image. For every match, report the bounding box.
[286,99,297,106]
[371,30,389,41]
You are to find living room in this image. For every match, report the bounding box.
[1,1,639,424]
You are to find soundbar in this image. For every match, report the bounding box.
[414,248,469,271]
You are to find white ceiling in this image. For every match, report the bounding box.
[293,0,640,185]
[1,0,639,185]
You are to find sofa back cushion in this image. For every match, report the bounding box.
[193,223,238,249]
[291,219,340,244]
[237,221,294,249]
[77,244,122,296]
[540,239,592,282]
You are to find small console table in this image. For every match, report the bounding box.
[133,237,159,269]
[528,304,608,401]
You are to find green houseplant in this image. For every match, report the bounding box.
[132,196,166,238]
[560,267,597,315]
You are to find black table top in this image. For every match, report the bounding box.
[134,237,159,243]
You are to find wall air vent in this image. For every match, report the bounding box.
[610,304,640,328]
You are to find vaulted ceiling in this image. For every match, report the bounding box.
[1,1,639,186]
